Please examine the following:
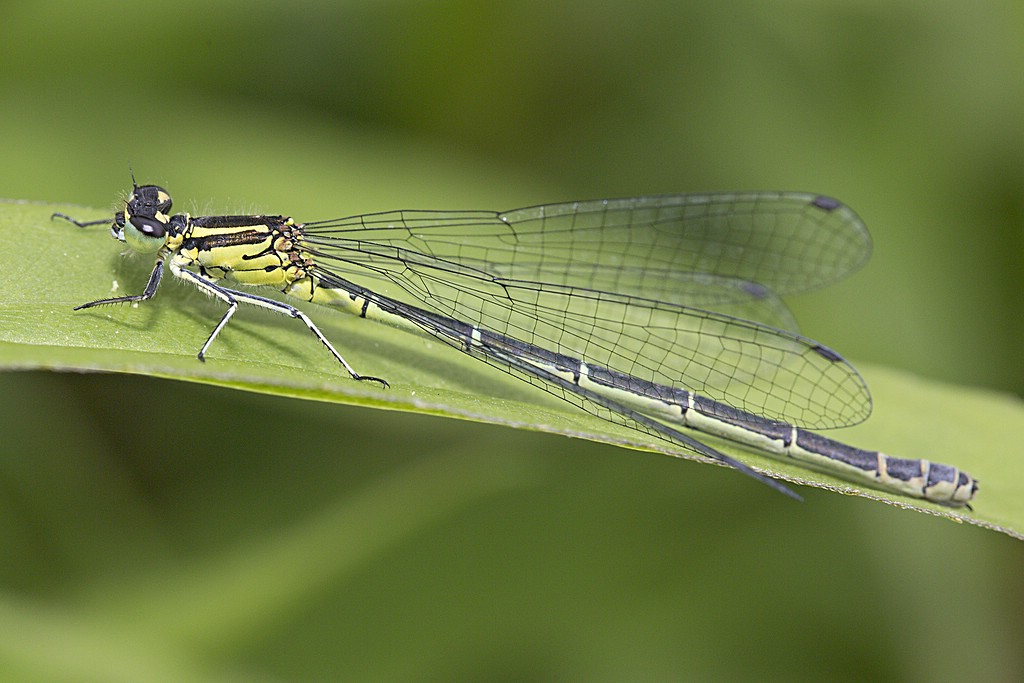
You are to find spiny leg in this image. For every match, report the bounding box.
[172,266,389,387]
[74,259,166,309]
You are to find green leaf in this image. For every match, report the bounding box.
[3,198,1021,538]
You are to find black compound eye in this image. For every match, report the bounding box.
[123,212,169,253]
[130,214,166,238]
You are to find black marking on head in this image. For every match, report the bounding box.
[127,184,173,219]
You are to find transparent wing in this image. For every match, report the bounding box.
[304,192,870,315]
[302,192,873,428]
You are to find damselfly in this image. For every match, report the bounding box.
[52,180,977,506]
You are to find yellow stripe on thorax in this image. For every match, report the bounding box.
[176,219,311,288]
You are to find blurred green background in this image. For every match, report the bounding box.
[1,1,1022,681]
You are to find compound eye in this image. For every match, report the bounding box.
[124,214,168,253]
[130,214,166,238]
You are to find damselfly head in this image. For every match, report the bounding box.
[126,184,173,219]
[121,183,173,253]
